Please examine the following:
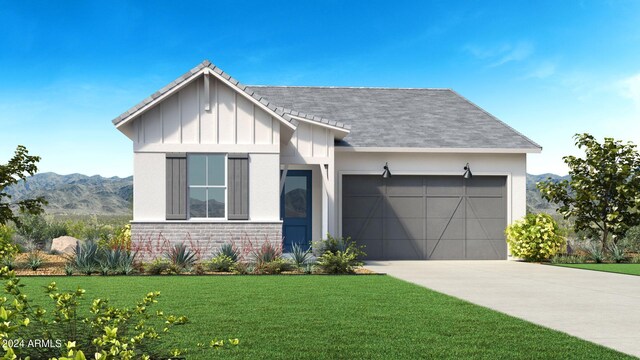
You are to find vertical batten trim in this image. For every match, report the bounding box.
[251,104,255,145]
[197,77,201,144]
[234,92,238,144]
[142,114,146,144]
[204,72,211,111]
[215,79,219,144]
[160,103,164,144]
[178,90,182,143]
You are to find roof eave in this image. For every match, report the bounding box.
[334,146,542,154]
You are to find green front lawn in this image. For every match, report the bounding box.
[553,263,640,276]
[19,275,629,359]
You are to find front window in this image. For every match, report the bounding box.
[188,154,226,218]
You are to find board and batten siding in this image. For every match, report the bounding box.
[131,76,279,147]
[282,121,331,160]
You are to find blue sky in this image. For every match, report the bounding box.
[1,0,640,177]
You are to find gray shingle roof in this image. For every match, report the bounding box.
[246,86,541,150]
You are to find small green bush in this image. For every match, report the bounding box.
[505,213,566,262]
[622,225,640,253]
[316,251,361,274]
[0,224,18,260]
[208,254,236,272]
[550,254,586,264]
[256,258,292,274]
[108,223,132,250]
[231,261,252,274]
[145,259,171,275]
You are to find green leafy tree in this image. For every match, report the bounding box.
[0,145,46,225]
[537,133,640,251]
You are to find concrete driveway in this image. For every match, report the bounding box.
[365,261,640,357]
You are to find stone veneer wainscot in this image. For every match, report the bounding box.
[131,221,283,259]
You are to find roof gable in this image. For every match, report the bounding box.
[112,60,298,131]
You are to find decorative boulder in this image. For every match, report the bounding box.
[50,236,79,255]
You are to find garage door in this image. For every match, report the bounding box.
[342,175,507,260]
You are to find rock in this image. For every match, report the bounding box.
[50,236,79,255]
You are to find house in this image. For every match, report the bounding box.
[113,60,541,260]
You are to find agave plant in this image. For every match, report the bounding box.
[608,242,627,263]
[583,240,605,263]
[72,241,100,275]
[290,243,312,268]
[27,251,44,271]
[218,243,239,262]
[164,243,196,269]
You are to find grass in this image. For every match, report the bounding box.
[18,275,630,359]
[553,263,640,276]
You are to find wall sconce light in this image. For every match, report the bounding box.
[463,163,472,179]
[382,162,392,178]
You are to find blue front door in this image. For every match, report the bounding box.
[281,170,312,252]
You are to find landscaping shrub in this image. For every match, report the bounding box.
[550,254,586,264]
[631,254,640,264]
[607,242,627,263]
[0,224,18,261]
[25,251,44,271]
[64,262,74,276]
[583,240,605,263]
[256,258,292,274]
[315,234,350,255]
[71,240,100,275]
[314,236,365,274]
[15,213,67,248]
[290,243,313,268]
[164,242,197,270]
[108,223,132,250]
[622,225,640,253]
[218,242,239,262]
[229,261,250,274]
[145,259,171,275]
[208,254,236,272]
[98,247,137,275]
[505,213,566,261]
[0,267,198,359]
[1,256,16,270]
[316,250,362,274]
[252,241,282,265]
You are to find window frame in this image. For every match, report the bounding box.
[187,153,228,220]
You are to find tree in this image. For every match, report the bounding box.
[0,145,46,225]
[537,133,640,251]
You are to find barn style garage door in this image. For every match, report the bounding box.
[342,175,507,260]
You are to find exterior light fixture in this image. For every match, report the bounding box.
[463,163,472,179]
[382,162,392,178]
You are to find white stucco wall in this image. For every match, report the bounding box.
[333,151,528,237]
[249,153,281,221]
[133,152,166,221]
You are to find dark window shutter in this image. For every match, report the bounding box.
[166,153,187,220]
[228,153,249,220]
